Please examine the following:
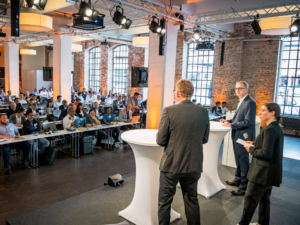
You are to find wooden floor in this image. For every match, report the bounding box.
[0,143,136,225]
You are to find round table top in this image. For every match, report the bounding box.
[210,121,232,132]
[121,129,159,147]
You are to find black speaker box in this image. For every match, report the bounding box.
[11,0,20,37]
[105,174,124,187]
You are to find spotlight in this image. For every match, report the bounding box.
[26,0,48,11]
[149,16,166,36]
[290,16,300,37]
[79,1,93,17]
[192,29,201,42]
[112,5,132,29]
[156,18,166,37]
[196,40,215,51]
[251,14,261,35]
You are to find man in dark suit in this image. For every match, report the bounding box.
[59,100,68,120]
[156,79,210,225]
[221,81,256,196]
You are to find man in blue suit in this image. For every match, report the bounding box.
[221,81,256,196]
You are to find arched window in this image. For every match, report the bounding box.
[112,45,129,94]
[89,47,101,91]
[186,42,215,106]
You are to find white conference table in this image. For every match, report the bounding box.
[119,129,181,225]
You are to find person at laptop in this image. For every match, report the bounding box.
[6,102,17,119]
[63,107,77,129]
[119,103,133,131]
[0,88,6,98]
[23,109,50,154]
[54,95,62,108]
[9,107,26,129]
[81,109,103,149]
[0,113,31,175]
[129,92,141,116]
[103,107,120,146]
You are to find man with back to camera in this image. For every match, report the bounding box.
[156,79,210,225]
[221,81,256,196]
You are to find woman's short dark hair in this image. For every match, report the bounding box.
[89,109,95,115]
[262,102,281,123]
[25,109,33,116]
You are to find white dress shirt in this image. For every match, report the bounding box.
[54,101,62,108]
[86,95,94,104]
[93,95,98,102]
[16,115,22,124]
[39,91,48,98]
[221,106,229,114]
[105,97,114,105]
[19,99,27,105]
[237,94,248,109]
[63,114,78,129]
[48,91,53,98]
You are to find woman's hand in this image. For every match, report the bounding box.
[245,141,253,145]
[86,124,92,127]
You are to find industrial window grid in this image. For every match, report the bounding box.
[276,36,300,116]
[89,47,101,91]
[112,45,129,95]
[186,42,214,106]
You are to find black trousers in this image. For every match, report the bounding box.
[158,172,201,225]
[239,181,273,225]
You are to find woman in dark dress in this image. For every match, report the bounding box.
[238,102,284,225]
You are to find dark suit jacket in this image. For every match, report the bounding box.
[59,105,68,120]
[228,95,257,142]
[248,121,283,187]
[156,100,210,174]
[9,114,27,125]
[211,106,222,114]
[23,118,41,135]
[6,107,16,119]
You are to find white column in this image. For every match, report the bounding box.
[53,35,72,103]
[4,41,19,96]
[146,22,178,129]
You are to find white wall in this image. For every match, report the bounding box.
[22,46,45,70]
[22,70,53,93]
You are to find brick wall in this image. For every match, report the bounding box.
[73,39,146,99]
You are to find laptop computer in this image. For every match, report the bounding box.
[43,122,57,131]
[130,115,140,123]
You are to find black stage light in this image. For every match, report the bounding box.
[192,29,201,43]
[156,18,166,37]
[0,29,6,38]
[290,18,300,37]
[79,1,93,17]
[251,14,261,35]
[149,16,161,34]
[112,5,132,29]
[26,0,48,11]
[179,14,184,31]
[196,41,215,51]
[101,40,108,45]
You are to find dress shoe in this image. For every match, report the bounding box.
[231,189,246,196]
[5,168,12,175]
[22,163,31,170]
[225,180,240,187]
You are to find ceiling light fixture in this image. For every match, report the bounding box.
[290,14,300,37]
[251,14,261,35]
[25,0,48,11]
[111,5,132,29]
[192,27,201,42]
[20,49,36,55]
[195,40,215,51]
[149,16,165,36]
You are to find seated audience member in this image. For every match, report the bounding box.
[103,107,120,146]
[32,87,39,96]
[237,103,283,225]
[31,95,40,105]
[59,100,68,120]
[71,92,77,103]
[107,90,112,98]
[129,92,141,116]
[48,87,53,99]
[6,102,17,118]
[24,91,30,99]
[81,109,103,149]
[82,91,87,100]
[28,98,35,108]
[0,114,31,174]
[85,91,94,105]
[0,88,6,98]
[92,102,102,117]
[141,99,147,110]
[97,89,102,96]
[71,86,76,93]
[45,100,54,115]
[211,101,222,115]
[78,92,84,103]
[23,109,50,153]
[4,90,13,102]
[93,91,98,102]
[54,95,62,108]
[105,94,115,105]
[94,95,101,105]
[221,101,230,114]
[9,107,26,128]
[74,98,81,108]
[121,95,127,106]
[30,103,39,116]
[39,87,48,100]
[14,98,22,108]
[75,103,86,118]
[192,99,197,104]
[119,103,133,131]
[63,107,77,129]
[18,93,27,105]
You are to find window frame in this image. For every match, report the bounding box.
[185,41,215,106]
[112,45,129,95]
[88,47,101,91]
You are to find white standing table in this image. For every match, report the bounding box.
[119,129,180,225]
[197,121,231,198]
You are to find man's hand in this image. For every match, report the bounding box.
[245,141,253,145]
[244,145,251,152]
[86,124,92,127]
[16,132,20,137]
[127,119,132,122]
[220,119,227,123]
[71,121,75,126]
[3,135,13,140]
[15,123,23,128]
[222,122,231,127]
